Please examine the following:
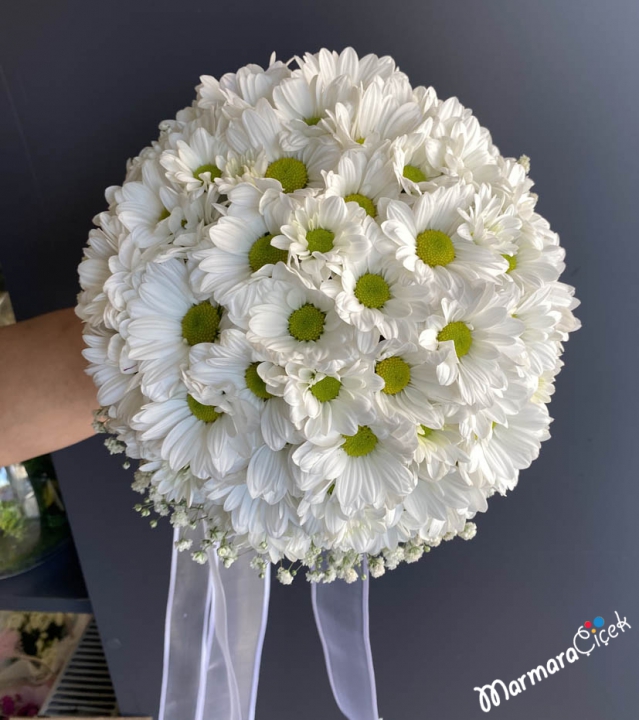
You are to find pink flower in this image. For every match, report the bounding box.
[1,694,17,718]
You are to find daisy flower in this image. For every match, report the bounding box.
[127,258,227,402]
[247,268,353,363]
[282,357,383,438]
[323,146,400,220]
[414,424,469,481]
[292,421,417,514]
[418,283,525,407]
[197,54,291,110]
[381,183,508,294]
[372,337,453,426]
[460,401,551,492]
[322,241,430,341]
[113,158,180,248]
[404,468,488,531]
[390,129,440,195]
[325,76,426,150]
[205,457,300,540]
[273,194,371,285]
[160,127,229,196]
[226,98,340,195]
[132,381,256,480]
[273,74,356,150]
[294,47,402,90]
[185,329,300,451]
[192,190,295,324]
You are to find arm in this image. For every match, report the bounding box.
[0,308,97,467]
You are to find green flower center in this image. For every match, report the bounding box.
[502,254,517,273]
[403,164,427,183]
[181,302,222,345]
[415,229,456,267]
[305,116,321,126]
[306,228,335,254]
[248,233,288,273]
[245,362,272,400]
[418,425,434,439]
[265,157,308,193]
[193,163,222,181]
[288,303,326,342]
[158,207,171,222]
[187,394,221,423]
[354,273,391,309]
[342,426,378,457]
[355,137,365,145]
[437,321,472,357]
[376,357,411,395]
[344,193,377,218]
[310,376,342,402]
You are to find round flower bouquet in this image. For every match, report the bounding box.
[76,48,579,584]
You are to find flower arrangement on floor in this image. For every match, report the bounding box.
[0,611,87,718]
[76,47,579,583]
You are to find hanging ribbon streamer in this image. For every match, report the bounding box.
[159,526,378,720]
[159,525,270,720]
[312,558,379,720]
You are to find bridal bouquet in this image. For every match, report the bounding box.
[76,48,579,583]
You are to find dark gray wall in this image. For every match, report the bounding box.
[2,1,638,718]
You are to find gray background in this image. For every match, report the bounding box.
[1,1,638,718]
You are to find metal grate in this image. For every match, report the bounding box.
[40,618,118,717]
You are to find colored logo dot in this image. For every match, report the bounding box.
[584,621,592,629]
[593,616,605,628]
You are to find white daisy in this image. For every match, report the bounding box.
[414,424,469,481]
[424,98,500,186]
[282,357,382,438]
[132,382,256,479]
[197,55,291,110]
[160,127,229,195]
[273,194,370,285]
[456,184,522,253]
[193,190,295,325]
[323,146,400,220]
[226,98,340,195]
[127,258,226,402]
[273,74,356,150]
[460,401,551,492]
[83,328,138,406]
[390,129,440,195]
[322,241,430,341]
[76,212,125,328]
[372,337,453,426]
[292,421,417,514]
[299,494,390,554]
[381,183,508,294]
[325,76,425,149]
[113,158,180,248]
[294,47,402,90]
[205,458,300,540]
[247,267,353,363]
[185,329,300,451]
[419,283,525,407]
[404,468,488,531]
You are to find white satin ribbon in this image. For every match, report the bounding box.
[159,525,270,720]
[159,527,378,720]
[312,558,379,720]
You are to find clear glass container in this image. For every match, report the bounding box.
[0,456,71,579]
